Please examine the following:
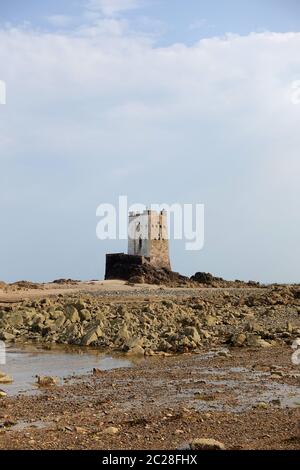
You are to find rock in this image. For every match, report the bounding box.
[50,310,65,320]
[194,392,216,401]
[270,374,282,380]
[125,337,143,349]
[117,325,130,342]
[54,316,66,329]
[64,305,80,323]
[157,339,172,352]
[189,438,226,450]
[256,339,272,348]
[0,285,297,356]
[0,311,6,321]
[116,305,125,315]
[199,329,211,339]
[175,429,184,435]
[79,309,91,321]
[0,372,13,384]
[204,315,217,327]
[21,309,37,323]
[75,300,87,311]
[270,398,281,406]
[126,345,145,356]
[247,335,272,348]
[246,321,262,333]
[62,323,82,342]
[128,275,144,284]
[102,426,119,435]
[31,314,45,332]
[0,332,15,341]
[8,313,24,328]
[36,375,58,387]
[231,333,246,347]
[292,338,300,349]
[43,318,56,329]
[183,326,201,344]
[81,329,98,346]
[191,272,220,284]
[217,349,231,358]
[95,310,106,321]
[145,349,155,356]
[75,426,87,434]
[254,402,268,409]
[162,300,174,309]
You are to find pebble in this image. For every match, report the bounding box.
[0,372,13,384]
[102,426,119,435]
[36,375,58,387]
[189,438,226,450]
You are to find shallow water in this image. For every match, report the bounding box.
[186,363,300,413]
[1,346,299,414]
[0,344,132,396]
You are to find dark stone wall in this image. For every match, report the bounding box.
[104,252,189,286]
[105,253,146,280]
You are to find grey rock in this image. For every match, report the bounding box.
[189,438,226,450]
[64,305,80,323]
[0,331,15,341]
[79,309,91,321]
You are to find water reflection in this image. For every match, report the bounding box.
[0,343,132,396]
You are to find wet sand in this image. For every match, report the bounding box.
[0,281,299,450]
[0,346,299,450]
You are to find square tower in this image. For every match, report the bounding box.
[128,210,171,270]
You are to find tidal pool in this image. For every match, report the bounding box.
[0,344,132,396]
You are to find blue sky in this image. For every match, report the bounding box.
[0,1,300,283]
[1,0,300,43]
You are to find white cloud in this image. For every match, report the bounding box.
[47,15,74,28]
[0,25,300,282]
[189,19,212,31]
[77,18,128,37]
[87,0,143,16]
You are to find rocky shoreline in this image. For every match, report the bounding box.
[0,281,300,450]
[0,346,299,450]
[0,284,299,355]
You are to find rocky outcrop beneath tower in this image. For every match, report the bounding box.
[105,253,188,286]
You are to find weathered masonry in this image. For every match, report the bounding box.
[105,210,171,280]
[128,209,170,269]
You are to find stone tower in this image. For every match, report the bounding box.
[128,209,171,270]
